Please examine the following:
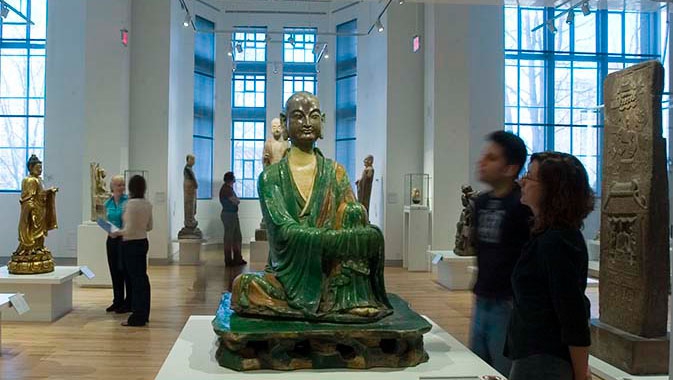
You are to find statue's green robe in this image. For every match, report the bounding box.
[233,149,391,322]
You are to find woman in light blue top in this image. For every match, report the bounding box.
[104,175,129,313]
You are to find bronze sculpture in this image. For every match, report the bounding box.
[356,155,374,213]
[90,162,110,222]
[178,154,202,239]
[454,184,480,256]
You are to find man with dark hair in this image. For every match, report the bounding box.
[219,172,245,266]
[469,130,531,376]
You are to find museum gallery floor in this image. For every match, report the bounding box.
[0,248,601,379]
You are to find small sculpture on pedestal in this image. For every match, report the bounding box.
[411,188,422,205]
[90,162,111,222]
[178,154,202,239]
[8,155,58,274]
[356,155,374,213]
[454,184,480,256]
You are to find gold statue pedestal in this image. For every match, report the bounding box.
[8,249,55,274]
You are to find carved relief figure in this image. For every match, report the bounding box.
[355,155,374,213]
[454,184,480,256]
[8,155,58,274]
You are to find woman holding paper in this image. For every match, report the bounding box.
[103,175,129,313]
[111,175,153,327]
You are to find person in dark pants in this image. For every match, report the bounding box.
[506,152,594,380]
[470,131,531,376]
[111,175,153,327]
[104,175,130,313]
[219,172,245,266]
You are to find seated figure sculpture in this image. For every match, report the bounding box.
[232,92,391,323]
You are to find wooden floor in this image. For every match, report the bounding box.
[0,247,600,380]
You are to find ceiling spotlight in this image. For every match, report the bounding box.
[312,43,320,55]
[183,13,191,27]
[232,62,237,72]
[581,1,590,16]
[272,63,279,74]
[235,43,243,53]
[1,4,8,19]
[323,47,329,59]
[375,18,384,33]
[566,10,574,25]
[227,45,232,57]
[546,19,557,33]
[399,0,405,4]
[288,35,296,47]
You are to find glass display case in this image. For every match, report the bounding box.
[404,173,430,208]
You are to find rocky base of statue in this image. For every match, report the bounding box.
[8,249,55,274]
[212,293,431,371]
[178,227,203,240]
[590,319,669,375]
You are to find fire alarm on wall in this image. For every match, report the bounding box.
[121,29,129,47]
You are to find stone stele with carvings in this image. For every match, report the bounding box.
[90,162,110,222]
[8,154,57,274]
[453,184,480,257]
[212,92,431,371]
[590,60,670,375]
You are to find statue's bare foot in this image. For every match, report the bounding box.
[348,307,379,317]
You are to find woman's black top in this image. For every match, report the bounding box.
[505,228,591,363]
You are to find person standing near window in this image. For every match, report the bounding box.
[469,131,532,377]
[111,175,153,327]
[219,172,245,266]
[104,175,130,313]
[506,152,594,380]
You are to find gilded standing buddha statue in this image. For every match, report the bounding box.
[8,155,58,274]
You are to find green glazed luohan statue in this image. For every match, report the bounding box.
[231,92,392,323]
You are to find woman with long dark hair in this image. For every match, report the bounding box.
[112,175,153,327]
[506,152,594,380]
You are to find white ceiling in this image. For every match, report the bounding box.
[210,0,671,12]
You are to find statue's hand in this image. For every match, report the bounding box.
[49,187,59,193]
[336,202,368,230]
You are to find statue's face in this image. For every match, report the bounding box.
[187,156,195,166]
[285,93,323,144]
[364,157,373,167]
[271,120,282,139]
[30,163,43,176]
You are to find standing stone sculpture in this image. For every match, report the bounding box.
[178,154,203,239]
[454,184,480,256]
[356,155,374,213]
[590,60,669,375]
[90,162,111,222]
[262,117,289,167]
[8,155,57,274]
[212,92,430,371]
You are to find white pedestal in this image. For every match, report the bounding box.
[430,250,476,290]
[250,241,269,263]
[76,222,111,287]
[178,240,205,265]
[403,205,431,272]
[155,315,503,380]
[587,239,600,261]
[590,355,668,380]
[0,266,81,322]
[0,293,13,355]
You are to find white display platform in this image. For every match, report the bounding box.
[155,315,502,380]
[590,355,668,380]
[178,239,206,265]
[0,293,14,354]
[77,221,111,287]
[250,241,269,263]
[402,205,431,272]
[429,250,476,290]
[587,239,600,262]
[0,266,82,322]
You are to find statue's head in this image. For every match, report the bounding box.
[364,155,374,167]
[271,118,283,140]
[281,92,324,147]
[186,154,195,167]
[27,154,42,176]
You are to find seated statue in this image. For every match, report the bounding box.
[231,92,392,323]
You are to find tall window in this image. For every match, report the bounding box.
[231,28,266,198]
[193,16,214,199]
[335,20,357,181]
[504,5,665,192]
[0,0,47,191]
[283,28,317,105]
